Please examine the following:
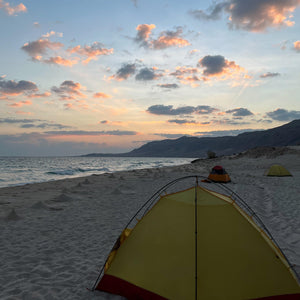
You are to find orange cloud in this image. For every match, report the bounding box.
[170,66,199,79]
[293,40,300,52]
[68,42,113,64]
[135,24,156,43]
[43,56,79,67]
[94,92,112,98]
[192,0,300,32]
[0,0,27,15]
[152,34,190,49]
[135,24,190,50]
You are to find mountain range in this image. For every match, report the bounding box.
[83,119,300,158]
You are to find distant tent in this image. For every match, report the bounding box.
[265,164,292,177]
[92,176,300,300]
[207,165,231,183]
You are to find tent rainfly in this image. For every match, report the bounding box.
[92,176,300,300]
[265,164,292,177]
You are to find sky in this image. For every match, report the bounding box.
[0,0,300,156]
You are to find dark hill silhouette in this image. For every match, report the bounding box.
[83,119,300,158]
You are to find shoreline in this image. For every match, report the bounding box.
[1,150,299,299]
[0,156,194,189]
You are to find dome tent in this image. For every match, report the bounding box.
[92,176,300,299]
[207,165,231,183]
[265,164,292,176]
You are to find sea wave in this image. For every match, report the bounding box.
[46,167,110,176]
[0,156,192,188]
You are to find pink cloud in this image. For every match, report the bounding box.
[8,100,32,107]
[51,80,86,100]
[93,92,112,98]
[0,0,27,15]
[68,42,113,64]
[28,92,51,98]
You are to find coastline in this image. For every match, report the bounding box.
[0,148,299,299]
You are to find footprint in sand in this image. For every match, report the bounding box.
[51,193,73,203]
[5,208,22,221]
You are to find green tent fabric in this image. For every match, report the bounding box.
[94,181,300,299]
[265,164,292,176]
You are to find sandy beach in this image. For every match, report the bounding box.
[1,147,300,300]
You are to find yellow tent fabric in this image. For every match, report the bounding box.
[265,164,292,176]
[96,186,300,299]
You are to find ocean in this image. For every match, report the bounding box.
[0,156,193,188]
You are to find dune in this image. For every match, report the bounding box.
[0,147,299,299]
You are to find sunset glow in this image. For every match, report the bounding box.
[0,0,300,156]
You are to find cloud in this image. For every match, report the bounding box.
[135,24,156,47]
[0,0,27,16]
[109,63,136,81]
[260,72,280,78]
[21,39,63,60]
[170,66,199,79]
[135,67,162,81]
[0,118,39,124]
[135,24,190,49]
[157,83,179,89]
[28,92,51,98]
[151,27,191,49]
[0,118,71,129]
[8,100,32,107]
[51,80,86,100]
[147,104,217,115]
[167,119,197,124]
[0,78,38,96]
[266,108,300,121]
[43,56,79,67]
[42,31,63,38]
[194,129,255,137]
[189,2,228,21]
[68,42,113,64]
[226,108,254,116]
[45,130,138,136]
[169,66,202,86]
[154,133,187,139]
[190,0,300,32]
[198,55,244,78]
[293,40,300,52]
[93,92,112,98]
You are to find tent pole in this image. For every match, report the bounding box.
[194,176,198,300]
